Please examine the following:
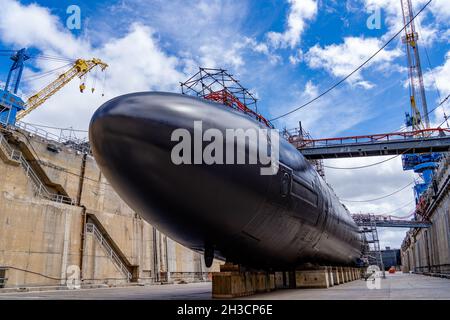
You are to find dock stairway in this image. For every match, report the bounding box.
[85,213,137,282]
[0,131,74,205]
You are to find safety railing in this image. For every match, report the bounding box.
[0,133,74,205]
[0,267,7,288]
[15,121,91,154]
[0,134,21,162]
[86,223,132,281]
[290,127,450,149]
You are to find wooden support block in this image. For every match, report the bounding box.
[338,267,346,283]
[355,268,361,280]
[275,272,284,289]
[332,267,341,285]
[212,272,255,298]
[212,269,276,298]
[255,272,269,293]
[269,273,276,291]
[346,268,352,282]
[327,267,334,286]
[220,263,242,272]
[342,267,349,282]
[295,267,330,289]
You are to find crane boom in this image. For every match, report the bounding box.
[16,58,108,120]
[401,0,429,129]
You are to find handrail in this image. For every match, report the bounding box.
[0,133,73,205]
[291,128,450,149]
[86,223,132,281]
[15,121,91,154]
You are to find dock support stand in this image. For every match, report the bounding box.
[212,264,362,298]
[327,267,334,286]
[338,267,345,283]
[344,267,350,282]
[212,263,276,299]
[295,266,330,289]
[332,267,341,285]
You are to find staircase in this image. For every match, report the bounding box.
[85,213,136,282]
[0,132,73,205]
[360,214,385,277]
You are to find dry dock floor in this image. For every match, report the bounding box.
[0,273,449,300]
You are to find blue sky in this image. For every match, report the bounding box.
[0,0,449,248]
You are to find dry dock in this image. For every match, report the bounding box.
[0,273,449,300]
[0,126,221,288]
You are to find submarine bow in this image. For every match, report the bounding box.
[89,92,362,269]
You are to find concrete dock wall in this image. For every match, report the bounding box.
[401,156,450,275]
[0,129,221,288]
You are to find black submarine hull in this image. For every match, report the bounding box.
[89,92,362,269]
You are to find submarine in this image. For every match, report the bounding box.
[89,92,362,269]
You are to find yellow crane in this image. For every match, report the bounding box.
[16,58,108,120]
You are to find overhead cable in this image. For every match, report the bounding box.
[269,0,433,122]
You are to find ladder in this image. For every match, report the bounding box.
[360,214,386,277]
[85,223,132,281]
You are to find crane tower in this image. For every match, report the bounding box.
[401,0,429,129]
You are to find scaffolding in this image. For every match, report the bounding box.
[358,214,386,277]
[180,67,274,129]
[283,122,326,179]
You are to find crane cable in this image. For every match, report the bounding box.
[417,21,450,128]
[21,62,73,82]
[341,181,415,203]
[269,0,433,122]
[382,200,416,216]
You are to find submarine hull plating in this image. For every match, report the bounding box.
[89,92,362,269]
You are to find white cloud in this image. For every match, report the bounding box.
[424,51,450,96]
[267,0,318,49]
[429,0,450,21]
[288,49,304,65]
[362,0,448,46]
[0,0,184,131]
[272,80,371,137]
[423,51,450,127]
[324,156,416,249]
[0,0,88,57]
[304,36,402,88]
[110,0,254,70]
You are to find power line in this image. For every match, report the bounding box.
[322,93,450,170]
[341,181,415,203]
[382,200,415,216]
[269,0,433,122]
[324,154,401,170]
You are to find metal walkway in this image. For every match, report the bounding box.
[352,214,431,228]
[0,132,74,204]
[290,128,450,159]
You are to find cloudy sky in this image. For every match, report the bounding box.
[0,0,449,249]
